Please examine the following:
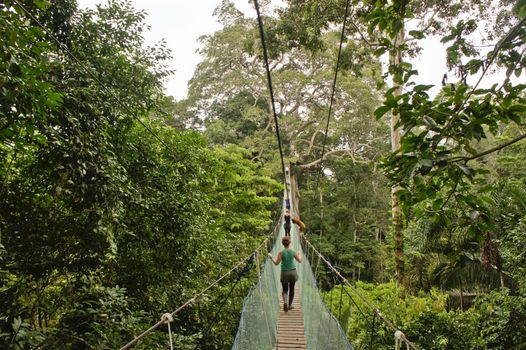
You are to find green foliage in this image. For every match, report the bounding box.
[367,1,526,243]
[476,289,526,349]
[42,276,149,349]
[0,317,44,350]
[326,282,474,349]
[3,0,526,347]
[327,281,526,350]
[180,2,386,177]
[299,159,391,283]
[0,0,281,348]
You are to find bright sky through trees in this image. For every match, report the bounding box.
[77,0,509,100]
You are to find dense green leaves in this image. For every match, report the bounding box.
[2,0,526,348]
[0,1,281,348]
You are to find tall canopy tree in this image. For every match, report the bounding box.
[177,1,388,173]
[1,1,281,348]
[275,0,526,285]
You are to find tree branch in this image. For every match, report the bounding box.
[297,130,324,157]
[453,133,526,162]
[296,149,368,168]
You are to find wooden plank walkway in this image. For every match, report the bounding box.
[277,287,306,349]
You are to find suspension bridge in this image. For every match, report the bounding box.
[118,0,418,347]
[11,0,422,348]
[119,174,417,350]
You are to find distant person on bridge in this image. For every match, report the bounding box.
[284,209,306,237]
[284,209,292,237]
[268,236,302,312]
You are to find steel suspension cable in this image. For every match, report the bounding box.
[313,0,350,266]
[315,0,351,188]
[252,0,289,194]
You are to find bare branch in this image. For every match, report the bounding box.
[296,149,369,168]
[453,133,526,162]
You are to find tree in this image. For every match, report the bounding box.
[373,0,526,255]
[276,0,525,286]
[180,2,386,172]
[0,1,281,348]
[179,2,392,285]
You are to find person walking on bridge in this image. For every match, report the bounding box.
[268,236,302,311]
[284,209,292,237]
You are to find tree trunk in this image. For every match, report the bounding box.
[390,28,405,287]
[290,169,300,214]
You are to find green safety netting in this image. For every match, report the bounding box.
[295,224,353,349]
[232,197,352,349]
[231,213,281,350]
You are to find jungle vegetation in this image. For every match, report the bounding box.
[1,0,525,349]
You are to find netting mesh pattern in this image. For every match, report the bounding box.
[231,225,281,350]
[296,236,353,349]
[232,198,352,349]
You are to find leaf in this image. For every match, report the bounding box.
[413,84,434,92]
[457,163,474,177]
[34,0,50,10]
[409,30,425,39]
[508,104,526,113]
[374,105,391,119]
[422,116,438,129]
[374,47,387,56]
[419,159,433,167]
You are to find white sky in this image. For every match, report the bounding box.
[76,0,510,101]
[77,0,257,100]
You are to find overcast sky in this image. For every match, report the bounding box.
[77,0,256,99]
[76,0,505,101]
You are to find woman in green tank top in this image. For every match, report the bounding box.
[268,236,302,311]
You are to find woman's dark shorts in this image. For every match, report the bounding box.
[281,269,298,283]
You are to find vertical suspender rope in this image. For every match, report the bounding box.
[167,322,173,350]
[311,241,325,349]
[337,279,344,349]
[315,0,351,187]
[161,313,174,350]
[252,0,289,195]
[326,271,337,346]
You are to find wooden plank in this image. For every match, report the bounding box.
[278,336,306,341]
[277,343,306,349]
[278,326,303,329]
[277,340,306,345]
[276,287,306,350]
[278,340,305,344]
